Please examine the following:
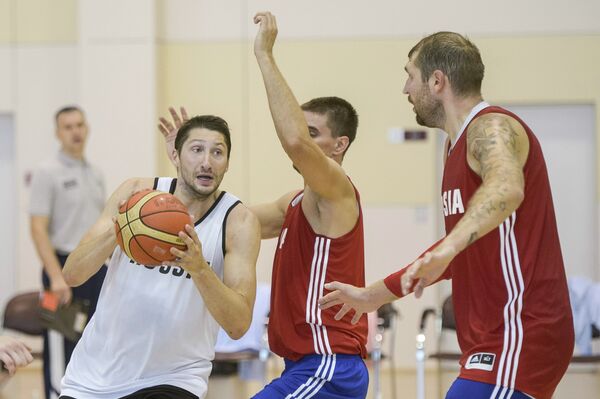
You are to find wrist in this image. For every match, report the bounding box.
[442,234,463,253]
[188,259,211,280]
[47,269,66,283]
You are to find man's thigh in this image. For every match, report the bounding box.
[446,378,533,399]
[253,354,368,399]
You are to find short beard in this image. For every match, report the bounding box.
[180,171,218,200]
[415,98,446,128]
[414,88,445,128]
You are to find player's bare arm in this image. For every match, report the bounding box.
[253,13,356,206]
[250,190,299,239]
[400,113,528,296]
[456,112,528,249]
[31,215,73,304]
[63,178,154,287]
[319,280,398,325]
[165,205,260,339]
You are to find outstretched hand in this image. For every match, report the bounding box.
[401,241,457,298]
[158,106,189,165]
[318,282,380,325]
[253,12,278,58]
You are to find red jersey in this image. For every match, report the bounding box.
[441,104,574,398]
[268,188,368,361]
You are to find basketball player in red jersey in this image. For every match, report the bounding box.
[319,32,574,399]
[251,12,368,398]
[158,11,369,399]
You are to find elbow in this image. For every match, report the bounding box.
[282,136,311,160]
[226,326,249,340]
[509,186,525,210]
[62,271,80,287]
[225,316,251,340]
[62,261,82,287]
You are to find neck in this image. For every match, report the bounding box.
[442,95,484,142]
[62,148,84,160]
[175,185,221,222]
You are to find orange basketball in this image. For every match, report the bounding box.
[114,189,191,266]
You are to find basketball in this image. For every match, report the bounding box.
[114,190,191,266]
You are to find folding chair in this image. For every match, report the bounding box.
[370,303,399,399]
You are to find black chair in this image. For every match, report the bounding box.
[1,291,44,386]
[3,291,44,337]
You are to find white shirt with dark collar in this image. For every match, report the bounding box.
[29,150,105,253]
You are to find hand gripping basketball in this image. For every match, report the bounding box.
[114,190,192,266]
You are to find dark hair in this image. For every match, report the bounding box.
[175,115,232,158]
[55,106,84,125]
[300,96,358,154]
[409,32,484,97]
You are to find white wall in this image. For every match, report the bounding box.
[0,114,15,310]
[15,45,80,291]
[79,0,157,193]
[158,0,600,41]
[6,0,157,293]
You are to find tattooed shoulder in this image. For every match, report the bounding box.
[468,113,519,162]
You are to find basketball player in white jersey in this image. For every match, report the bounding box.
[58,115,260,399]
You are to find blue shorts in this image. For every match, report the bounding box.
[446,378,534,399]
[252,354,368,399]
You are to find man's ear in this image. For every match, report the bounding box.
[334,136,350,156]
[172,150,180,169]
[430,69,446,94]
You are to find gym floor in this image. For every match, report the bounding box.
[2,358,599,399]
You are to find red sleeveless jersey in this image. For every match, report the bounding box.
[268,188,368,361]
[442,105,574,398]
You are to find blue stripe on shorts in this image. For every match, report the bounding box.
[252,354,368,399]
[446,378,534,399]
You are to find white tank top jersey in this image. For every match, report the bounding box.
[61,177,241,399]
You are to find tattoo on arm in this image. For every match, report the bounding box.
[467,232,478,245]
[454,114,525,249]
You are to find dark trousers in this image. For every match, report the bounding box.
[59,384,199,399]
[42,251,106,399]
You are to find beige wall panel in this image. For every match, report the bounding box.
[0,47,13,111]
[80,0,154,41]
[362,206,442,367]
[15,0,76,43]
[157,42,248,199]
[160,0,600,41]
[247,39,436,205]
[157,0,246,42]
[476,35,600,197]
[0,0,11,43]
[81,43,156,193]
[479,36,600,103]
[160,34,600,205]
[158,35,600,204]
[15,45,79,291]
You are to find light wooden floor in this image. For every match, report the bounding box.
[2,360,598,399]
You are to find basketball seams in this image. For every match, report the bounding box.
[134,234,187,248]
[130,235,162,264]
[125,191,164,219]
[126,208,190,224]
[115,189,190,266]
[128,219,184,245]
